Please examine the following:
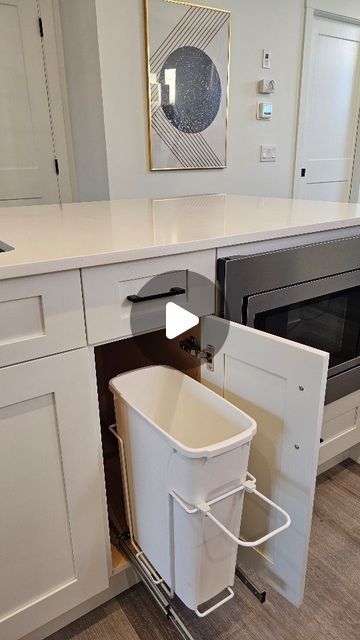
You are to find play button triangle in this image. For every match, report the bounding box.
[166,302,199,339]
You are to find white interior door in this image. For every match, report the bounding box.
[296,15,360,202]
[0,0,60,206]
[201,316,329,607]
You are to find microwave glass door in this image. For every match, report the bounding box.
[254,287,360,368]
[246,272,360,374]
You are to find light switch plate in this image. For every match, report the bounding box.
[262,49,271,69]
[260,144,277,162]
[257,102,273,119]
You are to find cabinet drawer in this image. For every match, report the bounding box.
[0,271,86,367]
[319,389,360,465]
[82,250,216,344]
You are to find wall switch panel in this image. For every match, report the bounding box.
[257,102,272,119]
[262,49,271,69]
[260,144,277,162]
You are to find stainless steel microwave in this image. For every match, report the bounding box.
[218,235,360,404]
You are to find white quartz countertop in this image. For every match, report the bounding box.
[1,194,360,279]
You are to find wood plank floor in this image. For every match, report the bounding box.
[47,460,360,640]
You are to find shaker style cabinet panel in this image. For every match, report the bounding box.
[201,316,329,607]
[0,270,86,367]
[0,350,109,640]
[81,250,216,344]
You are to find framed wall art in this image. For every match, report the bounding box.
[144,0,231,171]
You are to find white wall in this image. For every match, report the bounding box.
[95,0,305,199]
[58,0,109,201]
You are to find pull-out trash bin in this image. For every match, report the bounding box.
[110,365,290,617]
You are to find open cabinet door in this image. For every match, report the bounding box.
[201,316,329,607]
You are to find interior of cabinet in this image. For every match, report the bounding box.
[94,327,200,574]
[111,544,129,575]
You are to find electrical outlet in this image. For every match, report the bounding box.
[260,145,277,162]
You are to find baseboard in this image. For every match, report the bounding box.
[21,566,138,640]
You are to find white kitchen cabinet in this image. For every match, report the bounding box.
[0,270,86,368]
[98,313,329,609]
[0,349,109,640]
[200,316,329,607]
[0,250,341,637]
[81,250,215,344]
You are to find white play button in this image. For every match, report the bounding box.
[166,302,199,339]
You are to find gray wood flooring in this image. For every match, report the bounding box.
[47,460,360,640]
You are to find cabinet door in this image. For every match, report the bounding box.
[201,316,329,607]
[0,349,109,640]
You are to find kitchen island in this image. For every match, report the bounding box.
[1,194,360,640]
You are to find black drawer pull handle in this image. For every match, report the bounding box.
[127,286,185,304]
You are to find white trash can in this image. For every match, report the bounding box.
[110,365,258,614]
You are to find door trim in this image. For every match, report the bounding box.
[293,7,315,199]
[307,1,360,21]
[37,0,77,203]
[293,7,360,200]
[350,102,360,202]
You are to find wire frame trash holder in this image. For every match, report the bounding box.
[110,429,291,618]
[109,366,291,618]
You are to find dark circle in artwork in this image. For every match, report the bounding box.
[159,46,222,134]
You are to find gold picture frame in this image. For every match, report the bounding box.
[144,0,231,171]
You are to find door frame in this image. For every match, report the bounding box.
[37,0,78,202]
[293,3,360,200]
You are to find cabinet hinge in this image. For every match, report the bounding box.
[38,17,44,38]
[54,158,59,175]
[179,336,214,371]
